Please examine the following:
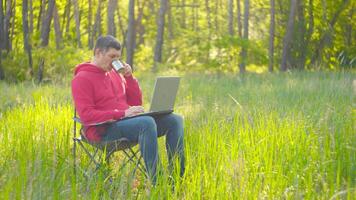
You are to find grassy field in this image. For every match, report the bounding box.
[0,72,355,199]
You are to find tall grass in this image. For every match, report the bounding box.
[0,72,355,199]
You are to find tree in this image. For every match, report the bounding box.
[40,0,55,47]
[73,0,81,47]
[269,0,275,72]
[236,0,242,37]
[228,0,234,35]
[22,0,33,76]
[0,0,4,79]
[153,0,168,72]
[280,0,298,71]
[88,0,93,48]
[3,0,12,51]
[126,0,135,67]
[0,0,5,50]
[107,0,118,36]
[53,2,62,49]
[93,0,103,40]
[310,0,349,67]
[239,0,249,73]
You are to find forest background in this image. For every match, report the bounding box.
[0,0,354,82]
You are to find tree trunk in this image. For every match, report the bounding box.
[73,0,81,47]
[4,0,12,51]
[29,0,33,33]
[22,0,33,76]
[93,0,103,40]
[40,0,55,47]
[64,0,71,38]
[107,0,118,36]
[268,0,275,72]
[0,0,4,50]
[37,57,44,83]
[239,0,249,73]
[0,51,3,79]
[310,0,349,66]
[296,0,307,70]
[345,4,353,47]
[126,0,135,67]
[136,0,147,46]
[37,0,45,32]
[214,0,219,33]
[153,0,168,72]
[10,0,15,49]
[88,0,93,48]
[228,0,234,35]
[280,0,298,71]
[53,2,62,49]
[167,0,173,39]
[236,0,242,37]
[0,0,4,79]
[205,0,212,37]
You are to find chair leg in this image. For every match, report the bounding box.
[73,139,77,177]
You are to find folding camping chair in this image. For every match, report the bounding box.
[72,109,147,178]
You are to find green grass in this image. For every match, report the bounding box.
[0,71,355,199]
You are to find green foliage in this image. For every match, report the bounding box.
[0,72,355,198]
[1,47,91,82]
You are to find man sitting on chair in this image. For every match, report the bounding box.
[71,35,185,183]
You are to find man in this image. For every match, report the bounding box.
[71,35,185,183]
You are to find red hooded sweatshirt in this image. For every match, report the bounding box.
[71,62,142,141]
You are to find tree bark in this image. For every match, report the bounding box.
[40,0,55,47]
[0,0,5,79]
[88,0,93,48]
[268,0,275,72]
[280,0,298,71]
[136,0,148,46]
[29,0,33,33]
[107,0,118,36]
[53,2,62,49]
[167,0,173,39]
[239,0,249,73]
[10,0,15,49]
[205,0,212,37]
[37,0,45,32]
[4,0,12,51]
[73,0,81,47]
[345,4,353,47]
[228,0,234,35]
[22,0,33,76]
[214,0,219,33]
[236,0,242,37]
[126,0,135,67]
[93,0,103,40]
[153,0,168,72]
[0,0,4,50]
[64,0,71,38]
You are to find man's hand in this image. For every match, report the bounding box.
[124,106,144,117]
[122,62,133,77]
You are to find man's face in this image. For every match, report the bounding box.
[95,47,121,71]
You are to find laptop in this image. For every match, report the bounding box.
[122,76,180,119]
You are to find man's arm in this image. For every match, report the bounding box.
[124,75,143,106]
[72,76,125,126]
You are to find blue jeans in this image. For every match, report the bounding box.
[102,113,185,183]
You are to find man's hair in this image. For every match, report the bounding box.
[93,35,121,55]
